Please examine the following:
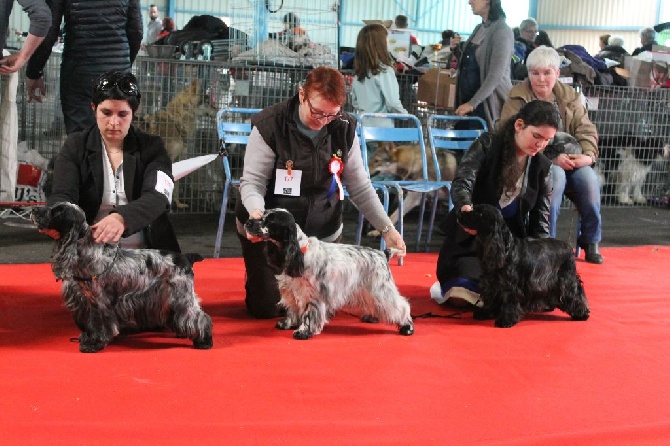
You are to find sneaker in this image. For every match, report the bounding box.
[430,280,483,308]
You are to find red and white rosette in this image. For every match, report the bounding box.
[328,156,344,200]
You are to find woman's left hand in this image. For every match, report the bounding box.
[554,153,592,170]
[91,213,126,244]
[382,227,406,257]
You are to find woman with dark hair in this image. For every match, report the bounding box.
[156,17,176,40]
[236,66,405,318]
[438,29,462,70]
[47,70,180,252]
[454,0,514,130]
[351,23,408,127]
[431,100,559,307]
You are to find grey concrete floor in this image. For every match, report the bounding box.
[1,205,668,264]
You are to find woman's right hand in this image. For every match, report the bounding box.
[458,205,477,235]
[248,209,263,220]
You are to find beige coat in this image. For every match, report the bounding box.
[499,79,599,159]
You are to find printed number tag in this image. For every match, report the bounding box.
[155,170,174,203]
[274,168,302,196]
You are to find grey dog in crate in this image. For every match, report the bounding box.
[244,208,414,339]
[31,202,213,353]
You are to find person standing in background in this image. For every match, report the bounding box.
[351,23,408,128]
[25,0,142,135]
[393,14,419,45]
[1,0,51,202]
[0,0,51,74]
[632,27,658,56]
[454,0,513,131]
[144,4,161,46]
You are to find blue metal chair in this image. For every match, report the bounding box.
[213,107,262,258]
[423,115,487,250]
[344,115,390,249]
[358,112,451,252]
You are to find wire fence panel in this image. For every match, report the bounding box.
[14,55,670,214]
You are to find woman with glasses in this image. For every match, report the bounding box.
[351,23,408,128]
[236,66,405,319]
[431,100,558,308]
[46,70,180,252]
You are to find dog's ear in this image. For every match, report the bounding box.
[284,225,304,278]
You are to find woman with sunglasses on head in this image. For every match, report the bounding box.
[46,70,180,252]
[431,100,559,308]
[236,66,405,319]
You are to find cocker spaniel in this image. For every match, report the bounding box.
[31,202,213,352]
[245,208,414,340]
[458,204,590,328]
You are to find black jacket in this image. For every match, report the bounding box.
[48,125,180,252]
[595,45,629,67]
[450,133,552,239]
[235,95,357,239]
[26,0,142,79]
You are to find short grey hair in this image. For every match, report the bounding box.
[640,27,657,42]
[526,45,560,70]
[520,18,538,31]
[608,35,625,47]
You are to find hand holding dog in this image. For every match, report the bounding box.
[91,213,126,244]
[382,227,407,257]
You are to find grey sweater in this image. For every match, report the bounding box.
[1,0,51,49]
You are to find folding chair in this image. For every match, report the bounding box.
[423,115,487,250]
[213,107,262,258]
[358,112,450,253]
[350,115,390,249]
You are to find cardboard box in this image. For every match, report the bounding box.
[417,68,457,109]
[623,47,670,88]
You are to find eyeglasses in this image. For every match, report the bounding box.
[304,94,342,121]
[96,74,140,97]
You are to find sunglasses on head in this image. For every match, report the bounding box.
[96,74,140,97]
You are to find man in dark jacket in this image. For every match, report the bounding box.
[25,0,142,134]
[632,27,658,56]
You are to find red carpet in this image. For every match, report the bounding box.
[1,247,670,444]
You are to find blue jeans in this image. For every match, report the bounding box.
[549,164,602,243]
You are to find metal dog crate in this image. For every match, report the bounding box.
[583,85,670,206]
[14,55,670,214]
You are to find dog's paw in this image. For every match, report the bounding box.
[361,315,379,324]
[570,308,590,321]
[193,336,213,349]
[473,307,495,320]
[617,195,633,205]
[292,330,312,340]
[494,317,517,328]
[633,195,648,205]
[276,317,297,330]
[79,342,106,353]
[399,323,414,336]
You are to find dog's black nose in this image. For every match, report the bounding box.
[244,218,265,237]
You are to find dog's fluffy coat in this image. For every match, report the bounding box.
[459,204,590,328]
[31,202,213,352]
[245,208,414,339]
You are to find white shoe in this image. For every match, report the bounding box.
[430,281,446,303]
[430,281,483,308]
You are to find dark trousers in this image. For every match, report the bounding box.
[60,64,99,135]
[237,232,283,319]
